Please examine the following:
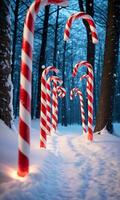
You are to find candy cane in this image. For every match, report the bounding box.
[40,67,59,147]
[56,86,66,129]
[18,0,41,177]
[80,74,89,94]
[64,12,98,44]
[18,0,68,177]
[50,76,63,133]
[57,86,66,98]
[70,88,86,135]
[46,75,61,135]
[72,61,94,141]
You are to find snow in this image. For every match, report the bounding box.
[0,119,120,200]
[113,123,120,137]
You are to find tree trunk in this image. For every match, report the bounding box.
[0,0,13,127]
[61,42,67,126]
[11,0,20,80]
[78,0,95,66]
[53,6,59,66]
[11,0,20,118]
[94,0,120,133]
[36,5,50,118]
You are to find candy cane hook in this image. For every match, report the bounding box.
[57,86,66,98]
[64,12,98,44]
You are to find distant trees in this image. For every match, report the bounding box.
[0,0,13,127]
[1,0,119,128]
[95,0,120,133]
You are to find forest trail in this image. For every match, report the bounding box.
[41,132,120,200]
[0,121,120,200]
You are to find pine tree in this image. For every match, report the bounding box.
[0,0,13,127]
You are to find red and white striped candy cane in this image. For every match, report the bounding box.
[70,88,86,135]
[56,86,66,129]
[80,74,89,94]
[57,86,66,98]
[18,0,68,177]
[45,73,62,136]
[46,76,63,134]
[64,12,98,44]
[72,61,94,141]
[40,67,59,147]
[50,76,63,133]
[18,0,41,177]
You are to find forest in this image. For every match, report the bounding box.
[0,0,120,133]
[0,1,120,200]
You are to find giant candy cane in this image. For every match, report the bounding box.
[70,88,87,135]
[18,0,68,177]
[72,61,94,141]
[64,12,98,44]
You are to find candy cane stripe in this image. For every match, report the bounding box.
[18,135,30,158]
[21,50,32,71]
[20,88,31,112]
[18,151,29,177]
[21,74,31,95]
[19,119,30,143]
[24,26,34,46]
[22,40,32,59]
[40,136,46,145]
[20,103,31,125]
[21,63,31,81]
[25,12,34,33]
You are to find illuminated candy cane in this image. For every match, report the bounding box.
[70,88,86,135]
[18,0,68,177]
[72,61,94,141]
[64,12,98,44]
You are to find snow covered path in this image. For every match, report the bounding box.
[0,121,120,200]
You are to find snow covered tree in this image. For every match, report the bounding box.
[95,0,120,133]
[0,0,13,127]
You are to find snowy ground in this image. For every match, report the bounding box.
[0,120,120,200]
